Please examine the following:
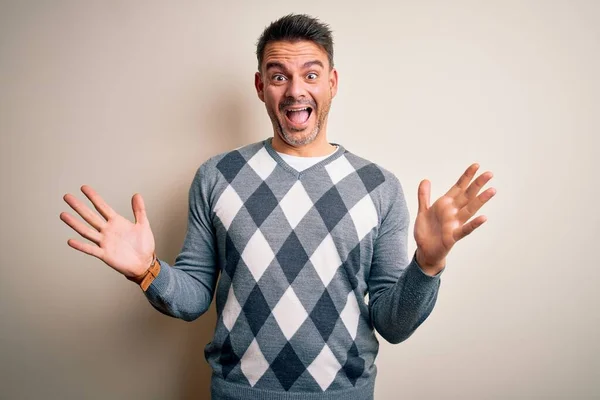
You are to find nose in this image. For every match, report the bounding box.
[284,76,307,100]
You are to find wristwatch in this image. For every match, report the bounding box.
[126,252,161,292]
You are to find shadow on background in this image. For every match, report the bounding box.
[153,86,252,399]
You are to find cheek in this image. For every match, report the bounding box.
[312,82,331,98]
[309,88,328,106]
[263,93,282,118]
[264,88,282,109]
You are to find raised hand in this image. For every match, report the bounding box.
[414,164,496,276]
[59,185,156,279]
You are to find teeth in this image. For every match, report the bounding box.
[287,107,308,112]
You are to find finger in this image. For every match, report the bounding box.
[417,180,431,213]
[131,193,149,225]
[454,215,487,241]
[448,163,479,196]
[464,171,493,199]
[60,212,102,244]
[66,238,104,260]
[63,193,106,231]
[457,187,496,222]
[80,185,117,221]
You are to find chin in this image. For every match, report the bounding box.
[280,126,319,147]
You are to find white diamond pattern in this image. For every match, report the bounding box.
[310,233,342,287]
[307,344,342,391]
[210,143,399,393]
[247,147,277,180]
[279,180,314,229]
[241,339,270,387]
[340,291,360,340]
[222,286,242,332]
[325,155,355,185]
[349,194,378,241]
[272,287,309,340]
[241,230,275,282]
[214,184,244,230]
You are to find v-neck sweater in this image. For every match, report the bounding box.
[143,138,443,399]
[276,145,339,172]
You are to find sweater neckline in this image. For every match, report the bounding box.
[263,137,346,179]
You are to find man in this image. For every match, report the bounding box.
[60,14,495,399]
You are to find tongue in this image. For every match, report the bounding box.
[288,110,309,124]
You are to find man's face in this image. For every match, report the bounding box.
[255,40,338,147]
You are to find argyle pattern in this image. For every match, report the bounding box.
[143,138,442,399]
[203,140,389,393]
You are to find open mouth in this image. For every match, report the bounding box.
[285,107,313,126]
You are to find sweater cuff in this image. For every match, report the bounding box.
[410,251,445,279]
[144,259,173,296]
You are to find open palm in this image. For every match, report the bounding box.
[414,164,496,273]
[60,185,155,279]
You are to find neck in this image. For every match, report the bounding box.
[271,131,336,157]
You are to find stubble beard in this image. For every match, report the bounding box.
[270,97,332,147]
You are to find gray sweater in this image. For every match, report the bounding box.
[143,138,443,399]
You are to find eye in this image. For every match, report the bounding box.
[272,74,287,82]
[307,73,318,80]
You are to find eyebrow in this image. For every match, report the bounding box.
[265,61,287,72]
[265,60,325,72]
[303,60,324,69]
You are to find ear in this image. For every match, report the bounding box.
[255,72,265,102]
[329,68,339,98]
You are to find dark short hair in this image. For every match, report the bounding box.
[256,14,334,71]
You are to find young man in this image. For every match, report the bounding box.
[60,14,495,400]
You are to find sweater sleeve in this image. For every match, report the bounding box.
[142,164,220,322]
[368,176,443,344]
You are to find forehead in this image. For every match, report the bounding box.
[262,40,329,70]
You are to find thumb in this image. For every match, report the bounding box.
[417,180,430,213]
[131,193,149,225]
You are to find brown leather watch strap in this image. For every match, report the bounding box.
[126,253,161,292]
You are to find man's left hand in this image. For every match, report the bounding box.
[414,163,496,276]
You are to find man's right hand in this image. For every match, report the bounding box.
[60,185,156,279]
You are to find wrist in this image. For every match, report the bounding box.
[126,253,157,284]
[415,248,445,277]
